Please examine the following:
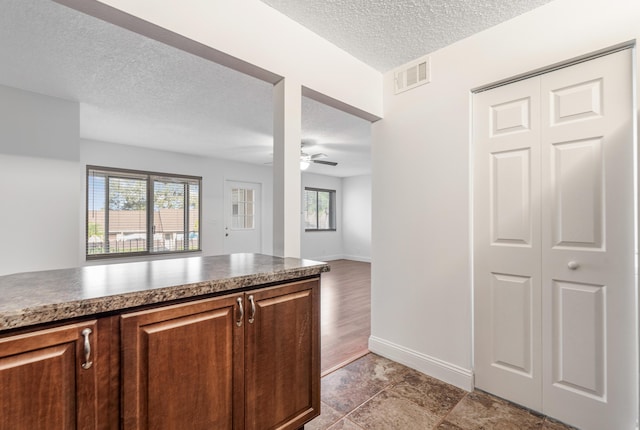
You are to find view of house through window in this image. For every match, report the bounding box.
[87,166,201,258]
[304,188,336,231]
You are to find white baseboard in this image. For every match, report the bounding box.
[307,254,371,263]
[308,254,344,262]
[369,336,474,392]
[341,254,371,263]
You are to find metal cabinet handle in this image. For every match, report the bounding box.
[236,297,244,327]
[248,295,256,324]
[81,328,93,370]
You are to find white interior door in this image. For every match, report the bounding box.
[539,49,636,430]
[474,49,636,430]
[473,75,542,411]
[224,180,261,254]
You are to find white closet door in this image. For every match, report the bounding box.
[474,49,636,430]
[473,76,542,411]
[540,49,636,430]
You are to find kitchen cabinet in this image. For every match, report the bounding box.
[0,254,326,430]
[120,293,242,429]
[120,278,320,430]
[244,279,320,430]
[0,318,117,430]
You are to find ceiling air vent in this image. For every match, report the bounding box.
[394,55,430,94]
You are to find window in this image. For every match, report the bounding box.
[304,188,336,231]
[231,187,254,229]
[87,166,201,259]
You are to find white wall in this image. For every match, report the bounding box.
[0,84,79,161]
[0,85,80,275]
[371,0,640,391]
[301,172,343,261]
[342,175,371,262]
[81,139,274,264]
[0,155,81,275]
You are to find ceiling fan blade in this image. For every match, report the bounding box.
[309,153,328,160]
[312,160,338,166]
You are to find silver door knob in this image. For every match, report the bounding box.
[567,261,580,270]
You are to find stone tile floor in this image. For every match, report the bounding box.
[307,353,576,430]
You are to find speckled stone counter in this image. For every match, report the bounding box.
[0,253,329,332]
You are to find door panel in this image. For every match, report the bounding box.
[491,96,532,136]
[552,280,605,400]
[540,49,636,429]
[474,76,542,411]
[0,321,99,430]
[491,149,532,245]
[490,273,533,376]
[550,78,603,125]
[144,311,233,429]
[244,279,320,430]
[121,295,243,430]
[550,138,603,249]
[0,344,76,429]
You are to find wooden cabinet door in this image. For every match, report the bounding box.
[0,320,101,430]
[244,278,320,430]
[121,294,244,430]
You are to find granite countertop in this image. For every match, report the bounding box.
[0,253,329,332]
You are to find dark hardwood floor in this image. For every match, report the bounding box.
[320,259,371,375]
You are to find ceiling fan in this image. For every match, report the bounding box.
[300,141,338,170]
[300,151,338,170]
[267,142,339,169]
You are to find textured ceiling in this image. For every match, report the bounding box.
[260,0,555,72]
[0,0,371,177]
[0,0,554,178]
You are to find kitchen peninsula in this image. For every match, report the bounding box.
[0,253,329,429]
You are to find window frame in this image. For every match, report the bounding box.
[86,165,202,260]
[303,187,337,232]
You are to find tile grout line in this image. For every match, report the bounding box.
[383,375,472,430]
[341,381,398,428]
[372,370,472,430]
[318,361,395,429]
[431,390,471,429]
[320,401,348,430]
[333,365,455,429]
